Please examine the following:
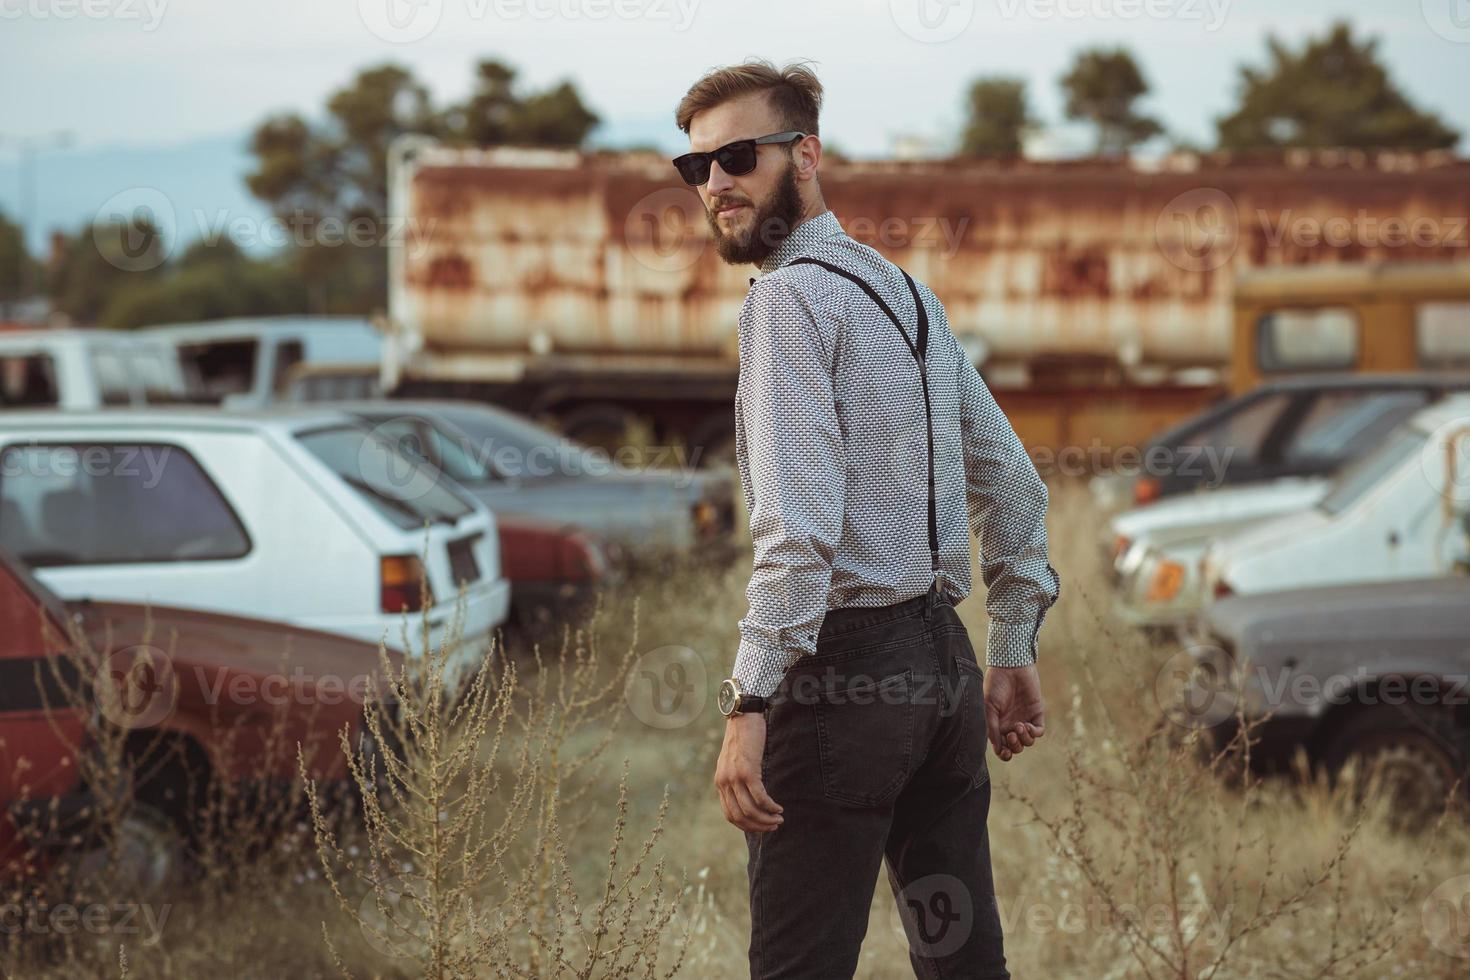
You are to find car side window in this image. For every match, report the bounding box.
[272,340,305,397]
[1176,392,1292,465]
[0,443,250,567]
[1281,390,1430,465]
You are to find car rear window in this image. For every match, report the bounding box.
[0,442,250,566]
[1281,390,1429,464]
[296,425,475,530]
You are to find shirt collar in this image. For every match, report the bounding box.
[758,209,844,276]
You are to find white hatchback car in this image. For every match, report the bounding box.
[0,408,510,667]
[1204,396,1470,600]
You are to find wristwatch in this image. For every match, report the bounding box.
[717,678,770,717]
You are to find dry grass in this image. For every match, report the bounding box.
[7,479,1470,978]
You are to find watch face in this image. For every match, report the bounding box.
[717,679,738,716]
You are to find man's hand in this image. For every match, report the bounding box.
[983,664,1045,762]
[714,712,784,833]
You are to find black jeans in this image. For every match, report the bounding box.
[745,580,1010,979]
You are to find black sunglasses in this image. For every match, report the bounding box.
[671,131,806,186]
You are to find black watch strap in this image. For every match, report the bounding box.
[739,694,770,714]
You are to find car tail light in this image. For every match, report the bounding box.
[692,499,725,539]
[1133,476,1161,506]
[381,555,430,613]
[1213,579,1234,600]
[1144,559,1186,603]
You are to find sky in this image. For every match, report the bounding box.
[2,0,1468,251]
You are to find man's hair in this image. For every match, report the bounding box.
[675,59,823,137]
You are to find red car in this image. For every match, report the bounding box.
[0,548,397,885]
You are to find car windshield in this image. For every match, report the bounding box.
[1317,427,1425,517]
[296,425,475,530]
[1282,390,1428,463]
[429,405,619,481]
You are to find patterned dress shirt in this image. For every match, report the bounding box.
[732,209,1061,697]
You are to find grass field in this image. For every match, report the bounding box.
[15,479,1470,979]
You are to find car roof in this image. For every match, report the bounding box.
[1250,371,1470,393]
[310,398,539,427]
[142,316,377,342]
[0,405,364,434]
[0,328,172,349]
[1408,393,1470,434]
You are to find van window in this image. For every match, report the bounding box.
[91,350,133,406]
[0,443,250,566]
[1256,307,1359,373]
[1416,302,1470,368]
[0,354,58,407]
[295,425,475,530]
[1317,428,1424,517]
[130,351,184,404]
[178,340,258,400]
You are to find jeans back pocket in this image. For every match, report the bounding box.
[812,668,915,806]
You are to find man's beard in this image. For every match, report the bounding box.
[705,162,804,266]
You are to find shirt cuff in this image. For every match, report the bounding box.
[985,618,1040,668]
[731,636,802,699]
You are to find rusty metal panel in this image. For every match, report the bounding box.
[396,146,1470,370]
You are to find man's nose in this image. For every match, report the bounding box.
[707,160,735,196]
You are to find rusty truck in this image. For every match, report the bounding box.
[379,137,1470,466]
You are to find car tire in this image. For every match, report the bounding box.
[1322,703,1469,827]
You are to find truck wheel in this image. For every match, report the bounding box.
[558,403,635,457]
[1322,703,1468,826]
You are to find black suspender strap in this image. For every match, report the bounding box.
[783,257,943,583]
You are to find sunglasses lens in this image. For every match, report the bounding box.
[673,154,710,185]
[716,142,757,176]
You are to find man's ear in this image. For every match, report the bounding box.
[793,135,822,183]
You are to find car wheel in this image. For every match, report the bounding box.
[56,802,186,898]
[1323,704,1469,827]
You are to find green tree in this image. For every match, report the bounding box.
[959,78,1032,157]
[1216,21,1459,151]
[0,210,35,306]
[1060,48,1164,157]
[48,218,167,325]
[102,238,308,329]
